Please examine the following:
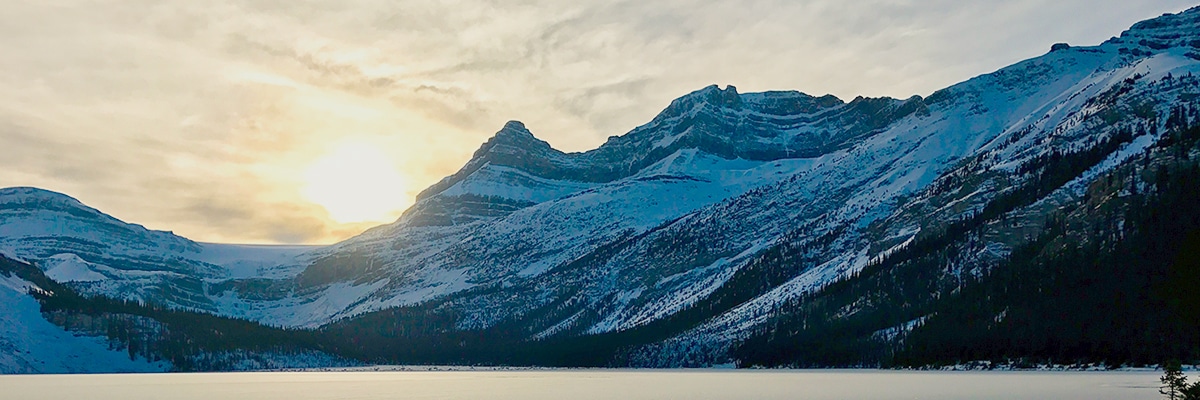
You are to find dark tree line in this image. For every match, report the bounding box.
[0,255,330,371]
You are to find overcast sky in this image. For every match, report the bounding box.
[0,1,1194,244]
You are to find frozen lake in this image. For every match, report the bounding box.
[0,369,1165,399]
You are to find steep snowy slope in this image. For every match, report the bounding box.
[633,10,1200,365]
[0,264,168,374]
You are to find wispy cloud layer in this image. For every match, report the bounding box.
[0,0,1192,243]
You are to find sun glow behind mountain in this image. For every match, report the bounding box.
[303,142,411,224]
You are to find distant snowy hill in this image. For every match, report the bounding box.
[2,6,1200,370]
[0,187,316,315]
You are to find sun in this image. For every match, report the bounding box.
[302,142,411,224]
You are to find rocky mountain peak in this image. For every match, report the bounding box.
[741,90,844,116]
[480,120,551,151]
[1106,6,1200,53]
[494,120,534,139]
[414,121,567,202]
[652,85,744,122]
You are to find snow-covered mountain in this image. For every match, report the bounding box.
[297,6,1200,339]
[2,5,1200,370]
[0,187,314,313]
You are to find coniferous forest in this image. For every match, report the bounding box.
[734,117,1200,368]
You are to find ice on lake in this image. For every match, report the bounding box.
[0,369,1166,400]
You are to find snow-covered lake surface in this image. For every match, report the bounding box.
[0,370,1166,399]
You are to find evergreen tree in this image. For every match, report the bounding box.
[1161,360,1200,400]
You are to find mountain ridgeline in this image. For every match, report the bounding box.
[2,7,1200,372]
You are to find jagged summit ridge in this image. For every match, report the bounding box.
[1104,6,1200,53]
[653,85,747,120]
[1125,6,1200,37]
[653,84,848,121]
[415,83,919,205]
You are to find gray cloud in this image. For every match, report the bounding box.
[0,0,1193,243]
